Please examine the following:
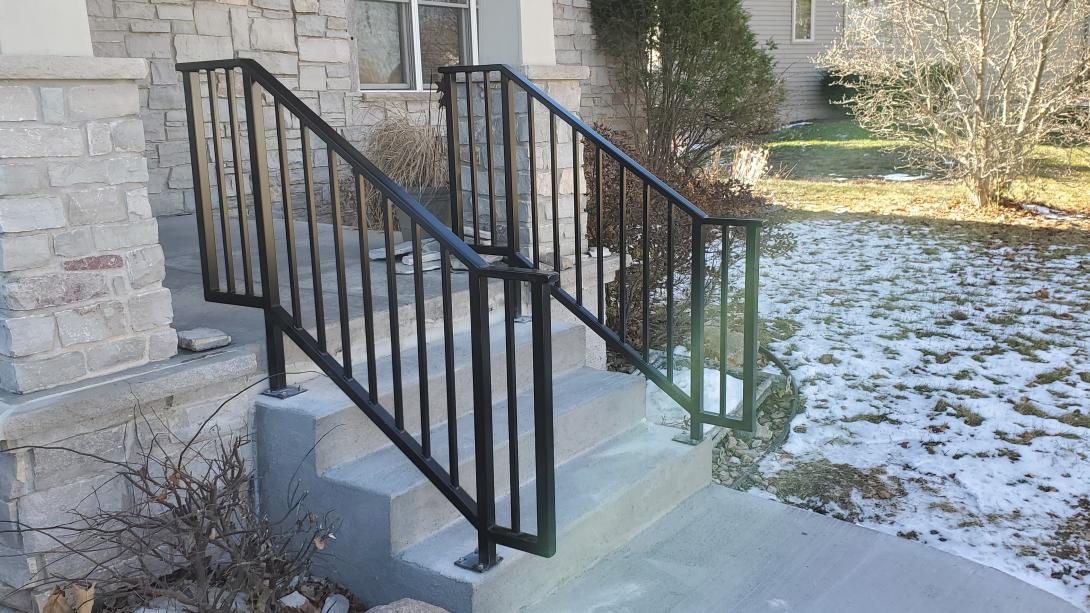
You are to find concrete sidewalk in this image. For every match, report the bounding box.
[527,485,1080,613]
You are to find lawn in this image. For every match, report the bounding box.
[734,119,1090,610]
[758,119,1090,227]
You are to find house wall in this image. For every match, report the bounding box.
[553,0,627,128]
[743,0,844,122]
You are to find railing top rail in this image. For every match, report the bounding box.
[440,63,760,226]
[178,58,500,273]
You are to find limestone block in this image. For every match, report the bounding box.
[16,474,127,553]
[299,65,326,91]
[238,51,298,75]
[298,37,349,63]
[157,141,192,167]
[125,244,166,288]
[126,187,154,219]
[0,164,47,195]
[31,424,129,491]
[93,218,159,250]
[0,234,52,272]
[53,228,95,258]
[68,185,127,225]
[254,0,292,9]
[116,2,156,19]
[125,32,175,59]
[177,327,231,352]
[48,158,111,187]
[149,60,179,86]
[0,87,38,122]
[251,18,297,52]
[148,83,185,109]
[67,85,140,120]
[296,14,326,36]
[147,327,179,360]
[0,127,84,158]
[0,351,87,394]
[61,254,124,272]
[131,20,172,33]
[87,122,113,156]
[319,0,347,18]
[174,35,234,63]
[56,300,128,346]
[194,2,232,36]
[0,315,56,357]
[294,0,320,12]
[156,4,194,20]
[230,7,251,51]
[129,288,174,331]
[110,119,146,152]
[107,155,150,184]
[87,336,147,372]
[0,196,65,232]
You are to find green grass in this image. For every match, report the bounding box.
[758,119,1090,223]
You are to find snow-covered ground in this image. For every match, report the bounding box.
[751,216,1090,609]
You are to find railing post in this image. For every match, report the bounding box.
[181,70,219,297]
[243,71,297,398]
[441,73,465,239]
[681,219,706,444]
[741,224,762,431]
[457,270,500,572]
[530,277,557,556]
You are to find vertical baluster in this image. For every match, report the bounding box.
[504,279,520,532]
[500,74,520,257]
[526,97,540,267]
[206,70,234,293]
[529,278,556,555]
[356,174,380,403]
[412,223,431,456]
[642,183,650,361]
[742,224,761,431]
[483,71,497,240]
[572,126,583,305]
[440,247,459,485]
[690,220,706,442]
[443,74,464,239]
[275,102,302,327]
[666,202,675,381]
[549,113,560,273]
[467,271,497,570]
[720,225,729,418]
[300,128,326,350]
[383,197,405,429]
[595,148,604,323]
[225,71,254,295]
[618,167,627,342]
[328,147,352,379]
[465,74,481,245]
[181,70,219,294]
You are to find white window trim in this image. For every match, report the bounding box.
[356,0,479,93]
[792,0,816,43]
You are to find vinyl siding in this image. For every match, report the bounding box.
[742,0,844,122]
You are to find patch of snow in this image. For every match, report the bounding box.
[646,367,743,435]
[1021,203,1085,221]
[783,121,814,129]
[879,173,930,182]
[751,218,1090,610]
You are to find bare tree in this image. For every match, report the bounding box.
[821,0,1090,207]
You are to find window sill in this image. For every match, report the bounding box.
[359,90,441,102]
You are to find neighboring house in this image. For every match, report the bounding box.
[742,0,846,122]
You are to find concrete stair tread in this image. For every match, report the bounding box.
[396,421,701,583]
[324,367,645,494]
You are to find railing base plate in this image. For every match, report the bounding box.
[455,550,503,573]
[672,432,703,446]
[261,385,306,399]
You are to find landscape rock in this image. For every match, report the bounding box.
[177,327,231,352]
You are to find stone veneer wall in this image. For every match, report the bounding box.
[552,0,628,128]
[86,0,360,216]
[0,56,177,394]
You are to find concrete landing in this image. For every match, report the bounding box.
[526,485,1079,613]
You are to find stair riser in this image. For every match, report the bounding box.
[267,324,587,475]
[385,377,646,552]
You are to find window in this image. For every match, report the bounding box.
[353,0,477,91]
[793,0,814,42]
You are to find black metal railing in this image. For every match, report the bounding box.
[178,58,557,571]
[438,65,762,443]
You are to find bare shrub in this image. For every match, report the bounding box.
[4,385,338,612]
[821,0,1090,207]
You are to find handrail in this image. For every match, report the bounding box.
[177,59,559,573]
[439,64,764,442]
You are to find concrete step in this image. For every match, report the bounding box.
[323,366,647,553]
[257,319,587,474]
[369,421,712,613]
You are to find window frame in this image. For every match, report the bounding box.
[354,0,479,93]
[792,0,816,43]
